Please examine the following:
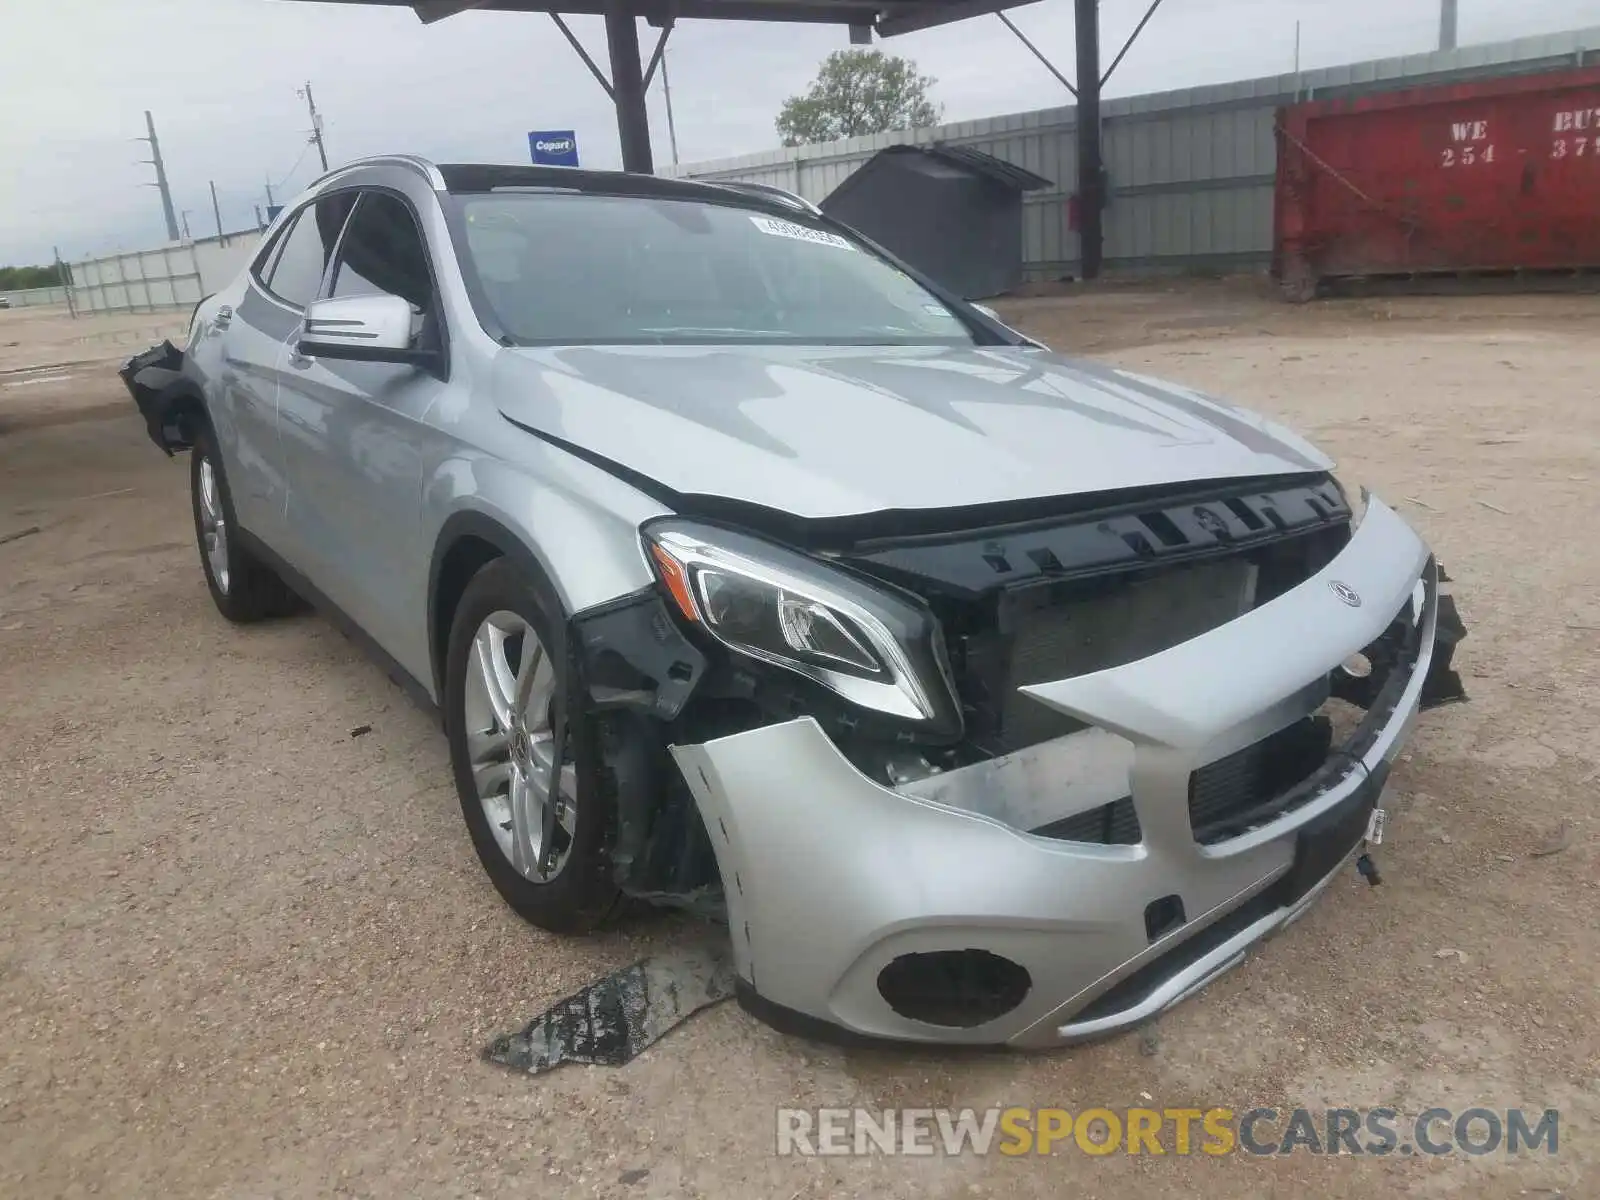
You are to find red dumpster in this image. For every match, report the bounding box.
[1274,66,1600,298]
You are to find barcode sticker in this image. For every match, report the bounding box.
[749,215,855,251]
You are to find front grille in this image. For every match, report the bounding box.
[838,476,1354,757]
[1033,797,1141,845]
[999,557,1257,752]
[1188,716,1333,844]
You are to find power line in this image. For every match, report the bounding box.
[269,140,314,199]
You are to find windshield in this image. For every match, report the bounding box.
[449,192,976,346]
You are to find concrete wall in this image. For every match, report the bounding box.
[67,229,265,315]
[663,26,1600,281]
[0,286,69,308]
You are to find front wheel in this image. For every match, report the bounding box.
[189,425,300,622]
[443,557,621,933]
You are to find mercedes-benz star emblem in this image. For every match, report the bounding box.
[1329,580,1362,607]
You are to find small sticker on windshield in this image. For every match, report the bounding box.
[923,303,959,318]
[749,216,855,250]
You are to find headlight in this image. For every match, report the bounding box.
[1333,475,1370,532]
[642,519,959,732]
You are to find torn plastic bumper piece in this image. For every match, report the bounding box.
[118,340,192,455]
[483,943,736,1075]
[1420,565,1468,709]
[568,589,719,906]
[668,496,1444,1048]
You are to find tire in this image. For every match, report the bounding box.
[443,557,621,933]
[190,423,301,622]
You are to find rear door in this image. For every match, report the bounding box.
[220,195,354,548]
[276,188,449,675]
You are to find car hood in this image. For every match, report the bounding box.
[490,344,1331,520]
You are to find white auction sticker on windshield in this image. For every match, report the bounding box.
[749,215,855,250]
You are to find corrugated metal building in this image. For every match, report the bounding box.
[68,230,264,315]
[664,25,1600,281]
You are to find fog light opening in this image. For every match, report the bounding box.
[877,949,1032,1028]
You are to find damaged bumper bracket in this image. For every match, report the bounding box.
[119,340,194,455]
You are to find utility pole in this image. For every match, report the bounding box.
[1074,0,1104,280]
[136,110,180,243]
[181,210,193,240]
[1439,0,1458,50]
[265,175,276,209]
[299,81,330,172]
[660,45,681,167]
[54,246,76,319]
[210,181,227,246]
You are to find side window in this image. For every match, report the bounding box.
[261,195,355,309]
[249,223,291,285]
[329,193,433,312]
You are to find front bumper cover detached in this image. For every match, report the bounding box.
[670,496,1449,1048]
[119,339,193,455]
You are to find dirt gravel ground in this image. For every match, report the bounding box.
[0,288,1596,1198]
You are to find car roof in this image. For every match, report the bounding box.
[305,155,827,224]
[434,162,812,212]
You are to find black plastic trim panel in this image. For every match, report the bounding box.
[569,587,709,719]
[840,475,1351,600]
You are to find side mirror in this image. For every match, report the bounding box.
[297,294,432,366]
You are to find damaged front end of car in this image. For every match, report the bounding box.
[565,470,1467,1046]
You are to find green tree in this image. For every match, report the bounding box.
[776,50,942,147]
[0,263,66,291]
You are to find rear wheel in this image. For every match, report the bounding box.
[189,424,300,622]
[444,557,621,932]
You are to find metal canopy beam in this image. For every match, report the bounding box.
[874,0,1038,38]
[641,17,673,90]
[604,0,653,172]
[549,12,615,96]
[994,11,1074,98]
[413,0,495,21]
[284,0,1038,33]
[1101,0,1164,87]
[279,0,1052,183]
[1074,0,1103,280]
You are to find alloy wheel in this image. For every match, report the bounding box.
[463,610,577,882]
[197,456,230,595]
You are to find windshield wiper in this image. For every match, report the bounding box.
[636,326,793,338]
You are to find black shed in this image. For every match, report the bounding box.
[819,144,1050,300]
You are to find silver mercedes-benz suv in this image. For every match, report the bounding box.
[121,155,1466,1048]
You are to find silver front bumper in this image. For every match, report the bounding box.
[670,497,1438,1047]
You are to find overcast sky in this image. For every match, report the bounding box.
[3,0,1596,264]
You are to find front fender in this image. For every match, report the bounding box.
[421,435,671,697]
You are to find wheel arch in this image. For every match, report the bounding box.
[426,509,569,704]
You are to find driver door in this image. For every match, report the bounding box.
[275,189,448,680]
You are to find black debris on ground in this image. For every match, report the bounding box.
[484,943,736,1075]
